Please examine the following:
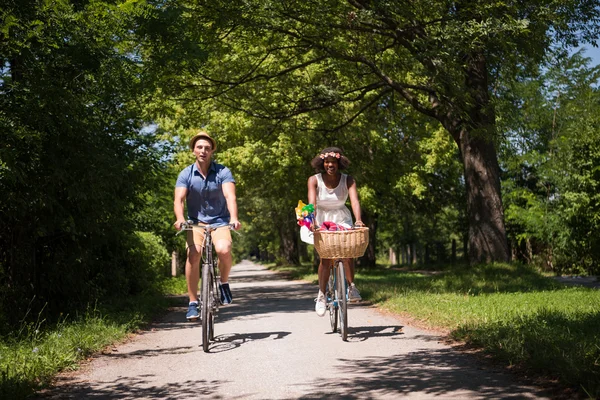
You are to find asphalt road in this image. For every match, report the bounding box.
[41,260,552,399]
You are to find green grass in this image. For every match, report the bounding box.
[271,261,600,397]
[0,287,175,399]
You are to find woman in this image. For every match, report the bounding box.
[308,147,364,317]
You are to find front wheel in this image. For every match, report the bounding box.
[335,261,348,341]
[328,268,337,333]
[201,263,213,352]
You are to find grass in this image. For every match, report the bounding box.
[270,261,600,398]
[0,288,175,400]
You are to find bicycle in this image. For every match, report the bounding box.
[178,221,233,352]
[313,226,369,341]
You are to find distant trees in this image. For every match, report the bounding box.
[160,0,600,263]
[0,0,169,328]
[501,50,600,274]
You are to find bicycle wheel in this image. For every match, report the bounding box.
[335,260,348,341]
[328,267,337,333]
[209,261,217,341]
[201,262,213,352]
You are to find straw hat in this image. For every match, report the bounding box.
[189,131,216,151]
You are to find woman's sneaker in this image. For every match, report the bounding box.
[315,291,326,317]
[347,283,362,302]
[186,301,200,320]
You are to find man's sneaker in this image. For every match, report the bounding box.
[315,291,326,317]
[186,301,199,320]
[219,283,233,305]
[348,283,362,302]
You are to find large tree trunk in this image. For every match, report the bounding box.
[359,211,377,267]
[279,218,299,264]
[441,51,510,263]
[459,132,510,262]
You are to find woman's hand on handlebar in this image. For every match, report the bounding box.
[354,221,366,228]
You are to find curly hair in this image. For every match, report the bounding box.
[310,147,351,171]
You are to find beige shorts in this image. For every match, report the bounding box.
[186,225,232,249]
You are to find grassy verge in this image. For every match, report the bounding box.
[270,262,600,397]
[0,282,184,400]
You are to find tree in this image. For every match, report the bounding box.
[501,50,600,273]
[0,0,168,326]
[163,0,600,263]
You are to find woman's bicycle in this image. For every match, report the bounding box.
[179,221,233,352]
[313,226,369,341]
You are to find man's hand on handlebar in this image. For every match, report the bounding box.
[230,220,242,231]
[174,220,187,231]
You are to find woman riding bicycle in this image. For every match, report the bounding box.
[307,147,364,317]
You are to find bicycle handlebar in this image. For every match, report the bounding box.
[177,221,236,235]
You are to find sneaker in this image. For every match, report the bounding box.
[186,301,199,320]
[219,283,233,305]
[315,291,326,317]
[348,283,362,302]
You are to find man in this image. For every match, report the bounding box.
[173,131,241,320]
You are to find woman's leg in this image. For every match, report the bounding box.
[318,259,332,292]
[342,258,354,284]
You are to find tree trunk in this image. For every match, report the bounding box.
[279,219,299,264]
[456,129,510,263]
[441,50,510,264]
[358,211,377,267]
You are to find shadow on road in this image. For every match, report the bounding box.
[295,349,552,399]
[208,330,292,353]
[38,376,227,399]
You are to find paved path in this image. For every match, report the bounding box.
[41,260,552,399]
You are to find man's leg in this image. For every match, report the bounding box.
[185,245,202,302]
[213,226,234,304]
[185,229,205,320]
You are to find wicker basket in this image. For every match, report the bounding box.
[313,227,369,259]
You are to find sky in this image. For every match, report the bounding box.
[577,44,600,66]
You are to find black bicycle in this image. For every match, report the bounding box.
[180,221,233,352]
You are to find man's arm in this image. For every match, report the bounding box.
[173,187,188,230]
[222,182,241,230]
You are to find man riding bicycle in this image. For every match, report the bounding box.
[173,130,241,320]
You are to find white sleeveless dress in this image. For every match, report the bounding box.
[315,173,353,228]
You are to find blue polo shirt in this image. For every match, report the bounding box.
[175,161,236,224]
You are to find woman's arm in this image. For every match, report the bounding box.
[347,175,364,226]
[307,175,318,225]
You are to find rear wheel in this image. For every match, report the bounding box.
[335,261,348,341]
[328,268,337,332]
[201,263,213,352]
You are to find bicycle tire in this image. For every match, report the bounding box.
[336,260,348,341]
[209,260,217,341]
[328,268,337,332]
[201,262,212,352]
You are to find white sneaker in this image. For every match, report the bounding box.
[315,291,326,317]
[348,283,362,302]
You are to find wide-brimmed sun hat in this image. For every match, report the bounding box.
[189,131,216,151]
